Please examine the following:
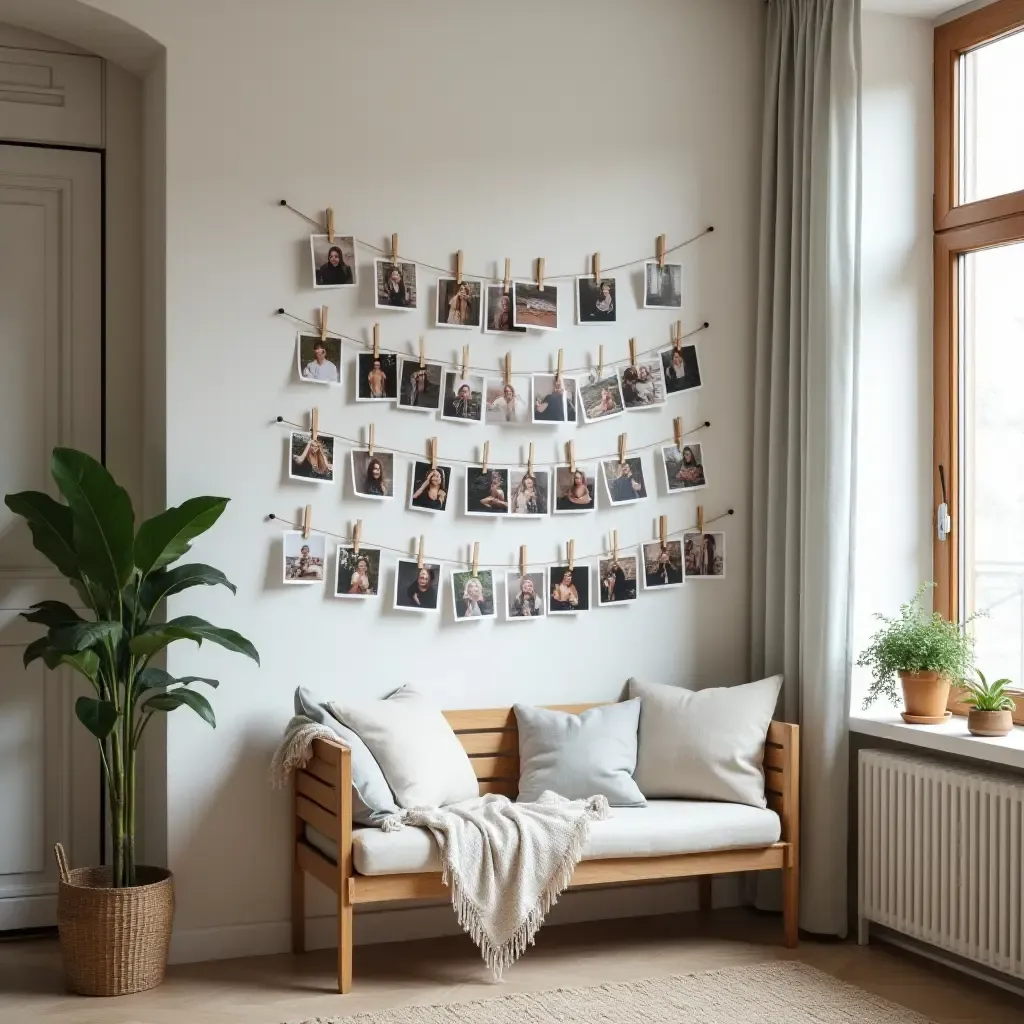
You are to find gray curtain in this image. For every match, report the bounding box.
[751,0,861,937]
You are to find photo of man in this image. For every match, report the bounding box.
[398,358,443,412]
[441,372,484,423]
[601,457,648,505]
[356,352,398,401]
[296,333,342,385]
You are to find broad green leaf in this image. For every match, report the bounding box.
[141,688,216,728]
[75,696,118,739]
[50,449,134,593]
[136,667,219,690]
[23,637,51,669]
[22,600,84,629]
[129,615,259,665]
[4,491,79,580]
[134,498,229,575]
[139,563,236,616]
[49,620,122,653]
[43,648,101,684]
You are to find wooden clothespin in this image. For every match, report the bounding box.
[555,349,564,384]
[419,336,426,368]
[367,423,375,457]
[674,416,683,449]
[618,433,627,465]
[320,305,328,342]
[429,437,438,469]
[536,257,545,292]
[481,441,490,474]
[659,515,667,551]
[504,353,511,387]
[612,529,618,563]
[311,407,319,440]
[325,207,335,242]
[353,519,362,554]
[568,539,575,572]
[697,505,705,535]
[527,442,534,475]
[598,344,604,379]
[471,542,479,577]
[461,345,469,379]
[503,258,511,294]
[674,320,683,349]
[302,504,312,539]
[455,250,464,285]
[391,233,399,264]
[417,535,424,570]
[629,338,637,367]
[656,233,667,268]
[592,252,601,282]
[372,323,380,359]
[567,440,575,474]
[520,544,527,577]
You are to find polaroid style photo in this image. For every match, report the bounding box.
[512,281,559,331]
[643,261,683,309]
[310,234,357,289]
[334,545,382,599]
[597,554,639,606]
[409,460,452,513]
[441,371,485,423]
[662,442,707,494]
[576,276,617,325]
[356,352,398,402]
[484,284,526,335]
[642,541,685,590]
[619,358,667,410]
[683,531,726,579]
[288,431,335,484]
[436,278,483,329]
[601,457,648,505]
[394,558,442,613]
[553,464,597,514]
[548,564,590,614]
[283,530,327,585]
[465,466,510,516]
[351,450,395,500]
[296,333,342,386]
[485,377,531,426]
[505,571,545,620]
[564,376,580,423]
[578,372,625,423]
[660,344,703,396]
[397,358,443,412]
[374,258,418,310]
[508,468,549,516]
[451,569,497,621]
[531,374,572,423]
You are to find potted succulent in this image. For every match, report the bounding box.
[958,670,1016,737]
[857,583,976,723]
[4,449,259,995]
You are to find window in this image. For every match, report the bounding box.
[934,2,1024,684]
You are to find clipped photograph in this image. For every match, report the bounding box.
[451,569,496,621]
[484,284,526,335]
[436,278,482,329]
[643,260,683,308]
[642,541,685,589]
[334,545,382,599]
[356,352,398,401]
[398,358,443,412]
[660,344,703,395]
[598,554,639,606]
[441,372,485,423]
[532,374,573,423]
[619,359,666,410]
[512,281,559,331]
[310,234,356,289]
[374,258,418,310]
[505,571,545,620]
[601,457,648,505]
[579,372,624,423]
[296,333,342,386]
[289,431,335,484]
[351,450,395,500]
[662,442,707,493]
[394,558,441,612]
[465,467,510,516]
[409,461,451,513]
[553,464,597,513]
[683,531,726,579]
[508,468,548,516]
[548,564,590,614]
[485,378,531,426]
[576,277,617,324]
[283,530,327,585]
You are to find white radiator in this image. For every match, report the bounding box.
[858,749,1024,981]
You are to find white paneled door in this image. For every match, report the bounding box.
[0,143,102,929]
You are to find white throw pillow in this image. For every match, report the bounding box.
[328,688,479,808]
[628,676,783,807]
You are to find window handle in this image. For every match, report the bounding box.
[937,465,952,542]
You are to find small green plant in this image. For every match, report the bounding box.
[857,582,977,708]
[959,669,1016,712]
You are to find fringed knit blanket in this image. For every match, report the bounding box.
[270,718,610,977]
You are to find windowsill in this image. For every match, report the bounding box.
[849,708,1024,771]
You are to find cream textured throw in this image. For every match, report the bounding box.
[269,716,340,788]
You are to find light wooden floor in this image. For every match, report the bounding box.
[2,910,1022,1024]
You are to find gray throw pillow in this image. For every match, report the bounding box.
[294,686,399,826]
[514,700,646,806]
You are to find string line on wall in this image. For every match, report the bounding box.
[274,415,711,467]
[276,308,709,375]
[280,200,714,282]
[266,509,735,570]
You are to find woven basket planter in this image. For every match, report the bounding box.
[55,844,174,996]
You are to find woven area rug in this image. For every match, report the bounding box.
[287,962,934,1023]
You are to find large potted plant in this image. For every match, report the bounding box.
[857,582,975,723]
[4,448,258,995]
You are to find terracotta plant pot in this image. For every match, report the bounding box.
[899,671,950,720]
[967,709,1013,738]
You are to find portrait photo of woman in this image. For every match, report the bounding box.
[509,469,548,516]
[661,442,707,493]
[397,358,443,412]
[351,450,394,500]
[505,571,545,620]
[309,234,356,289]
[394,558,441,613]
[619,360,666,409]
[436,278,482,329]
[465,467,510,516]
[659,343,703,395]
[554,465,596,513]
[485,378,530,426]
[409,460,451,513]
[451,569,496,621]
[575,276,617,324]
[289,431,335,484]
[548,565,590,614]
[579,372,624,423]
[441,373,484,423]
[484,285,525,334]
[601,457,648,505]
[597,555,638,606]
[642,540,685,589]
[334,545,382,599]
[683,531,725,578]
[374,258,418,310]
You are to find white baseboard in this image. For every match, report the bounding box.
[169,876,740,965]
[0,894,56,931]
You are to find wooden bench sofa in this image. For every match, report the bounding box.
[291,702,800,993]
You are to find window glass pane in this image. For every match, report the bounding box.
[961,240,1024,686]
[960,29,1024,205]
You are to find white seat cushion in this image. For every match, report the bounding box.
[304,800,781,876]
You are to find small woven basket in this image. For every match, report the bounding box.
[54,843,175,996]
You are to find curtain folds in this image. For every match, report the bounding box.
[751,0,862,937]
